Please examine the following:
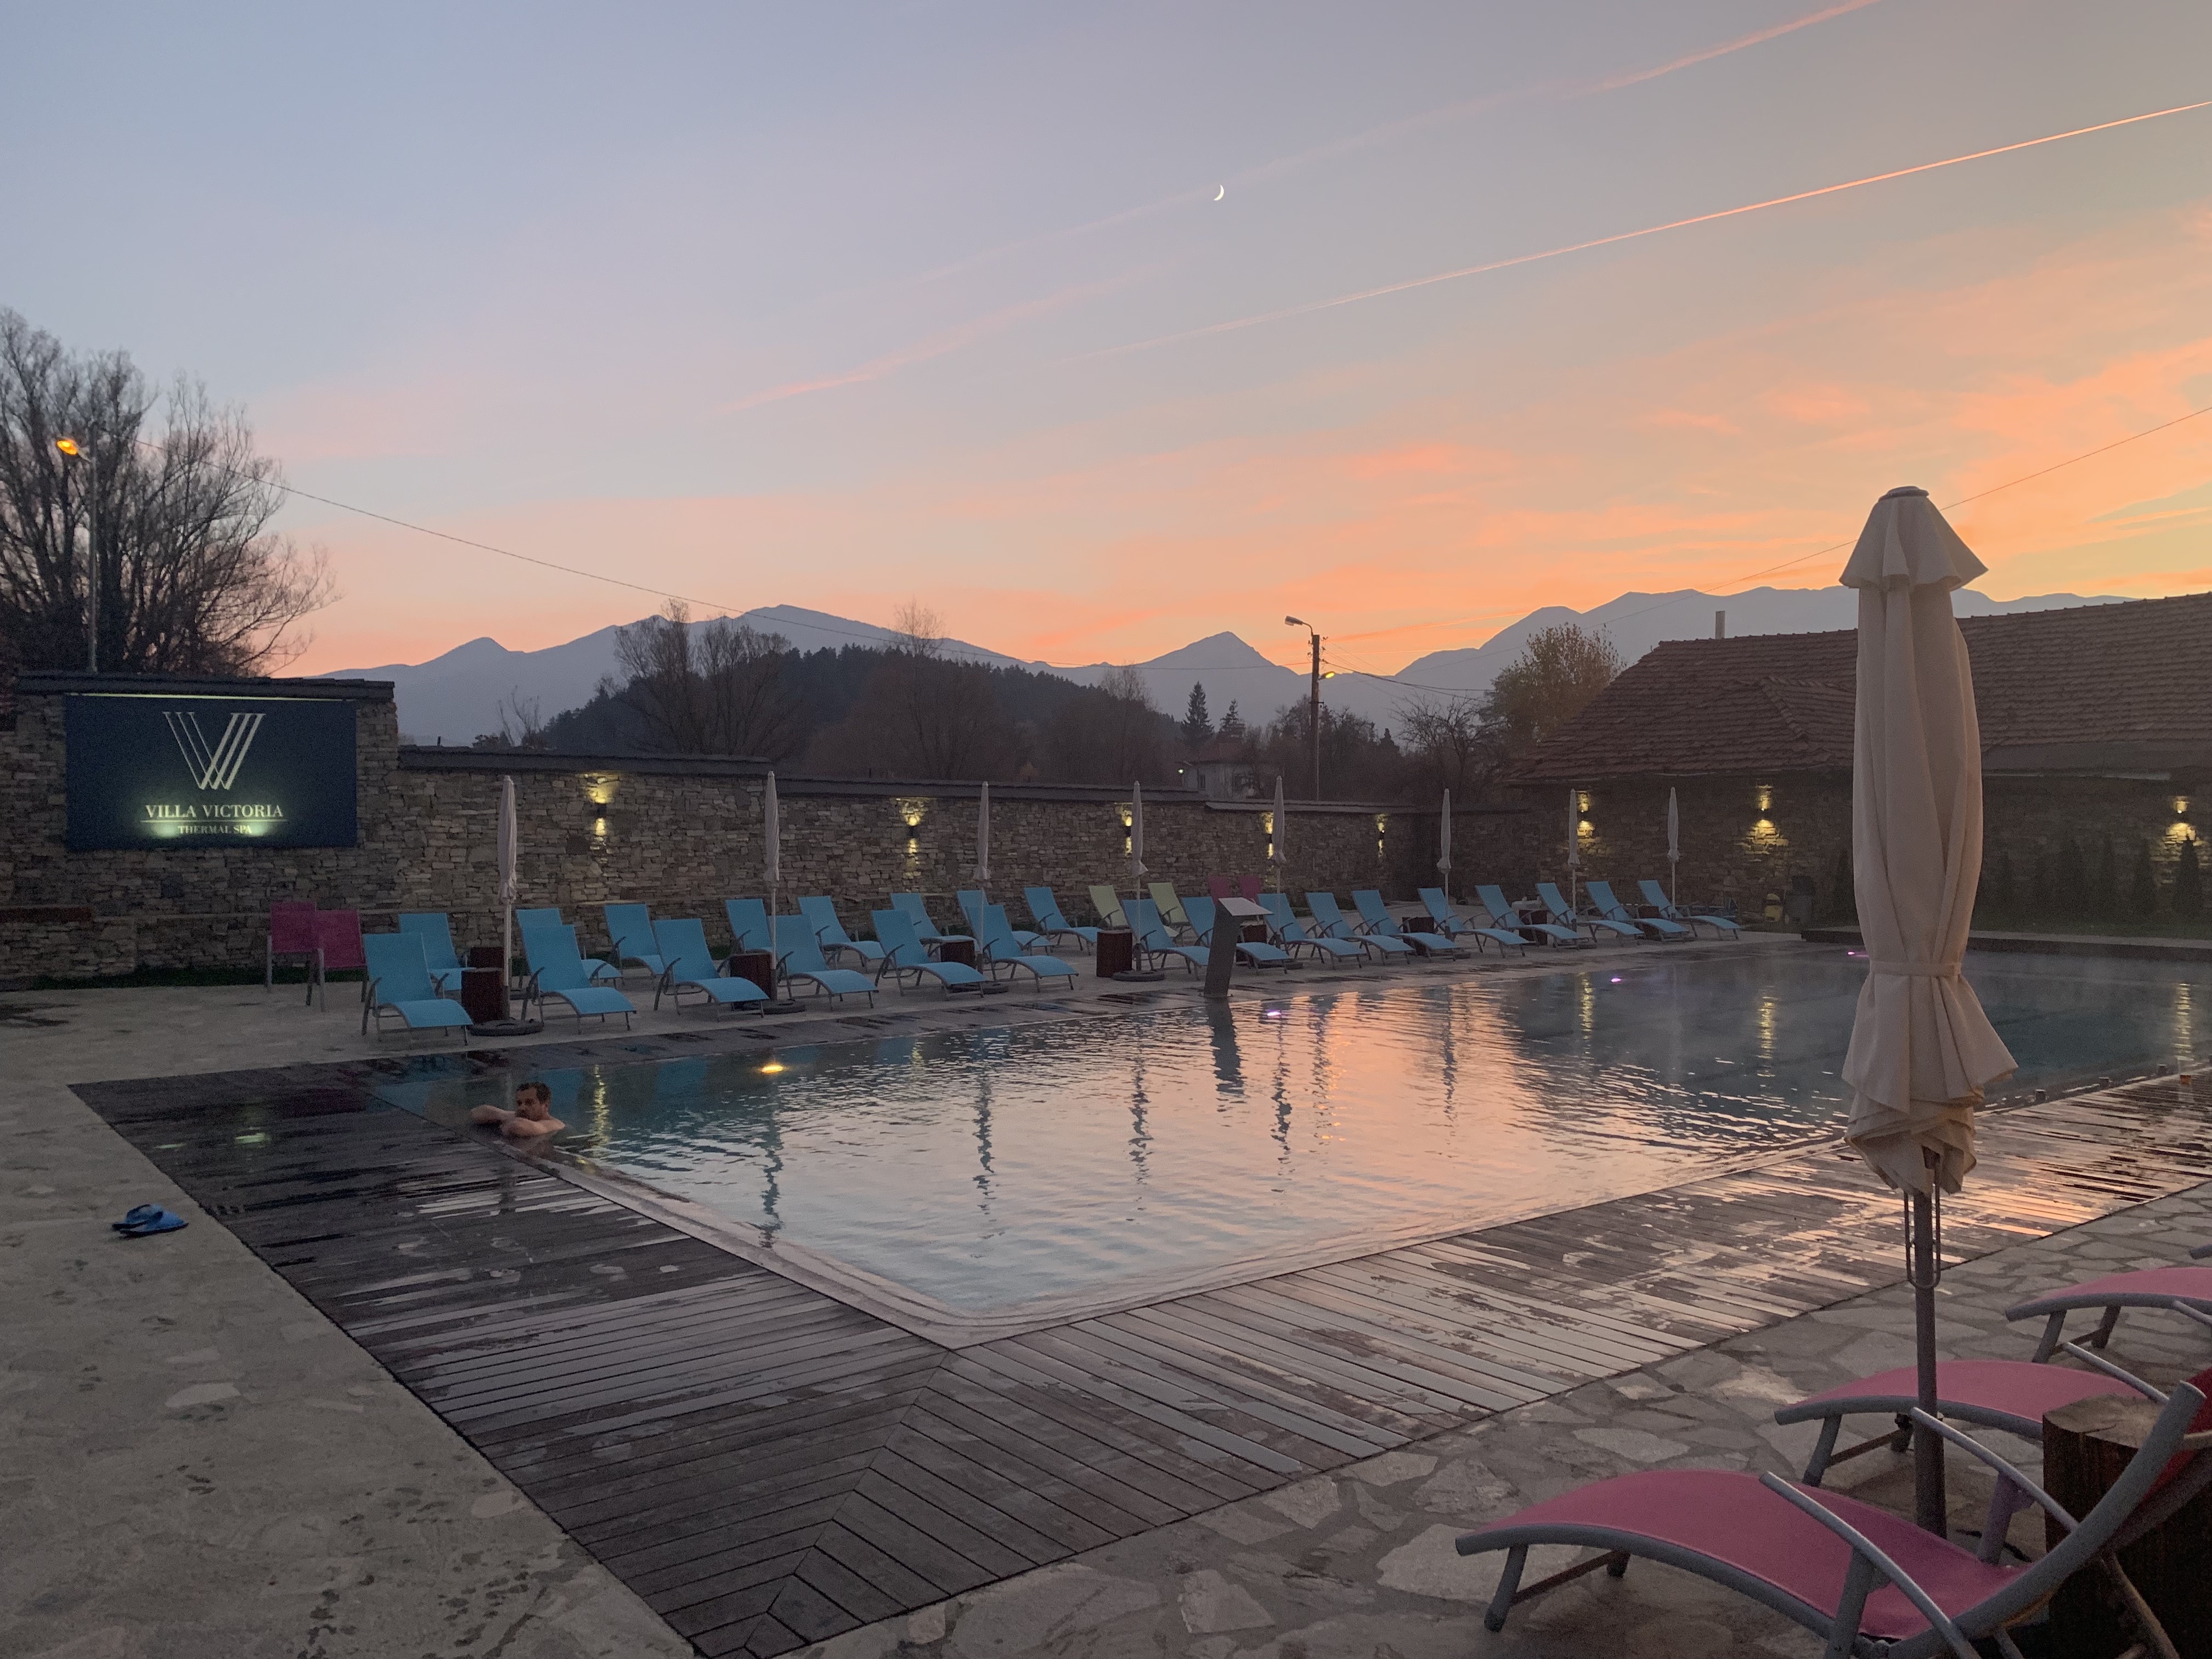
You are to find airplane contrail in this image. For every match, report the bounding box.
[1079,100,2212,362]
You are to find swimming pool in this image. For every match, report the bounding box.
[380,947,2204,1325]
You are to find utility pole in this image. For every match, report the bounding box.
[1285,616,1322,799]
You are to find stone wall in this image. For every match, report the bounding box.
[2,677,1544,976]
[1559,773,2205,924]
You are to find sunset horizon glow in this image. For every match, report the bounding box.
[3,2,2204,679]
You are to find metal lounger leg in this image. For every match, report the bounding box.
[2090,1305,2124,1350]
[2033,1310,2068,1362]
[1482,1545,1527,1633]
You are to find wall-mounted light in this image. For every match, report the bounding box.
[2175,795,2191,820]
[1755,785,1773,814]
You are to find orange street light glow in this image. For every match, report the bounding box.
[54,437,81,456]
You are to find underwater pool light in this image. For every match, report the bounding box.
[760,1062,786,1074]
[1610,976,1622,984]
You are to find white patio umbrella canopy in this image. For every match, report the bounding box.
[1271,775,1287,885]
[1437,789,1452,893]
[974,782,991,886]
[496,774,518,1005]
[1840,487,2016,1195]
[763,771,782,984]
[1130,781,1148,885]
[1666,786,1680,906]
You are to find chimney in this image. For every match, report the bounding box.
[1714,610,1726,640]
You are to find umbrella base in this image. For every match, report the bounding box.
[469,1019,544,1038]
[1111,970,1167,983]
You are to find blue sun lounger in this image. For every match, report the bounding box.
[520,923,636,1029]
[1638,880,1741,938]
[1476,885,1581,948]
[650,918,770,1015]
[800,895,885,967]
[1126,898,1207,975]
[1585,881,1691,941]
[1260,891,1363,962]
[1417,888,1527,956]
[777,926,877,1006]
[362,933,475,1042]
[1307,891,1414,960]
[603,901,670,978]
[873,910,986,994]
[1186,895,1291,968]
[1353,889,1462,957]
[724,897,772,953]
[1536,881,1640,943]
[396,911,467,992]
[975,904,1077,989]
[518,906,621,981]
[1024,886,1099,952]
[892,892,968,952]
[959,890,1044,950]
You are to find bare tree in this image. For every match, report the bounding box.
[0,309,332,674]
[612,600,810,760]
[1395,694,1497,797]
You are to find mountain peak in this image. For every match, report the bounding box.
[1140,632,1276,670]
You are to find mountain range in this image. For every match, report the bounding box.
[330,589,2123,746]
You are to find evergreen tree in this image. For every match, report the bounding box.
[2130,840,2158,917]
[1179,681,1211,748]
[2175,837,2204,920]
[1218,700,1245,741]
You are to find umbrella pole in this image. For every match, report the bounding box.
[1908,1182,1948,1534]
[501,906,513,1015]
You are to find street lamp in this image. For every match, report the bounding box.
[1285,616,1323,799]
[54,436,96,672]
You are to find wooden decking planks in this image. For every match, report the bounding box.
[76,1066,2212,1659]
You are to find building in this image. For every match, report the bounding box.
[1516,591,2212,921]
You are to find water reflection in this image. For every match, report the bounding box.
[377,950,2206,1315]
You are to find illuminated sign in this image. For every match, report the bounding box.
[65,693,358,850]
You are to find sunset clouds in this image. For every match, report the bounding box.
[5,3,2202,681]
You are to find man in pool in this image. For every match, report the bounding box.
[471,1081,564,1139]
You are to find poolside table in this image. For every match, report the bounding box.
[459,967,506,1025]
[728,949,775,998]
[2044,1393,2211,1656]
[1095,928,1135,978]
[937,938,977,970]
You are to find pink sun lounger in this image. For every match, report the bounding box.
[1459,1381,2211,1658]
[2006,1255,2212,1360]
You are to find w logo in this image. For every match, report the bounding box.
[166,711,263,791]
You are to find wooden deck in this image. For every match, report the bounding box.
[78,1066,2212,1659]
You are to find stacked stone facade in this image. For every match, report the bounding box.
[2,678,1547,977]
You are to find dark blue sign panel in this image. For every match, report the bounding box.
[65,694,358,849]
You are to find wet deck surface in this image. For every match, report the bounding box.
[76,1064,2212,1659]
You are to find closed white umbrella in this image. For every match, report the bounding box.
[974,782,991,889]
[1270,774,1288,889]
[1667,786,1680,907]
[1437,788,1452,899]
[1130,780,1148,888]
[1839,484,2017,1533]
[763,771,782,993]
[1565,787,1580,911]
[496,775,518,1013]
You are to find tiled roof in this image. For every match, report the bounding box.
[1520,590,2212,781]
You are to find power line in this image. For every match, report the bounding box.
[1326,402,2212,694]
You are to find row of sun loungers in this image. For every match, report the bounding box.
[354,877,1742,1040]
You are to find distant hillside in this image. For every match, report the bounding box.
[329,586,2127,744]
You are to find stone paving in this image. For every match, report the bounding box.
[794,1185,2212,1659]
[6,950,2207,1659]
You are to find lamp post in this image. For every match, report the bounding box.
[54,436,95,672]
[1285,616,1322,799]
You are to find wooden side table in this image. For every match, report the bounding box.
[1095,929,1135,977]
[936,938,977,969]
[459,967,507,1024]
[2045,1393,2212,1657]
[727,949,775,998]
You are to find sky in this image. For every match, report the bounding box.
[4,0,2208,678]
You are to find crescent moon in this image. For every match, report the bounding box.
[1213,185,1225,201]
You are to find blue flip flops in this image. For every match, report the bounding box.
[113,1205,188,1238]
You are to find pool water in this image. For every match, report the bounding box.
[379,949,2204,1318]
